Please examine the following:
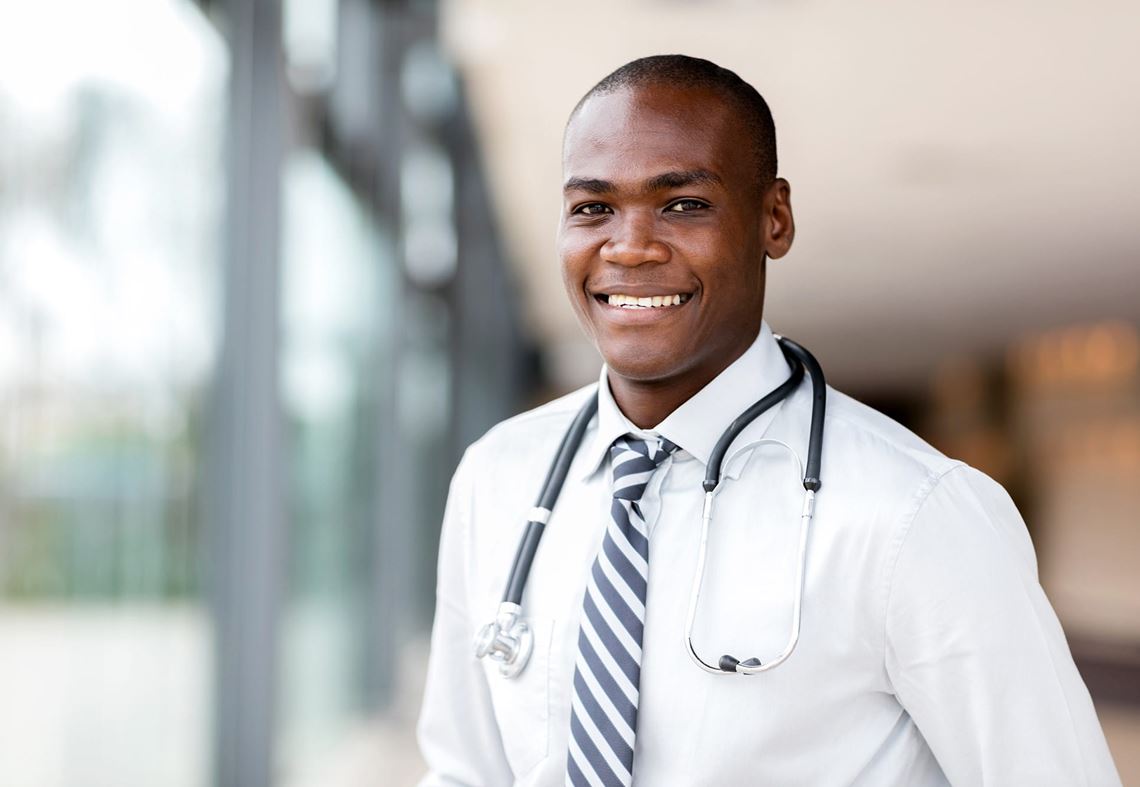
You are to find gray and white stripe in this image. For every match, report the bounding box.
[567,435,678,787]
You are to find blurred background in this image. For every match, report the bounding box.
[0,0,1137,784]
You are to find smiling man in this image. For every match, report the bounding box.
[417,56,1119,786]
[558,75,791,429]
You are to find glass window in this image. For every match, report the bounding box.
[0,2,225,784]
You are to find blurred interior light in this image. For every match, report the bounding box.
[396,293,451,438]
[1009,321,1140,390]
[401,41,458,125]
[284,0,339,94]
[327,0,377,146]
[400,143,454,217]
[405,218,458,290]
[401,142,457,288]
[281,150,381,422]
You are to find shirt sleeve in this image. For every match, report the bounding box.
[416,450,513,787]
[884,465,1121,786]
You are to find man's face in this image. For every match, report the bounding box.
[558,84,794,390]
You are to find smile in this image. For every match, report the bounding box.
[597,293,693,309]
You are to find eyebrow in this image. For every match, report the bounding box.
[563,176,614,194]
[563,169,723,195]
[645,169,723,191]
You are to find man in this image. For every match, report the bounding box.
[417,55,1119,786]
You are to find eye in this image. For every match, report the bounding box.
[666,198,710,213]
[573,202,612,216]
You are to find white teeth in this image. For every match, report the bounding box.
[605,293,689,308]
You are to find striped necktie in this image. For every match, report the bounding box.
[567,434,679,787]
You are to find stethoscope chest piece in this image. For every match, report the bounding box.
[474,602,533,678]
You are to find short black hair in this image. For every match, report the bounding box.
[571,54,778,188]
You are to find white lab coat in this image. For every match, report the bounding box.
[417,322,1120,786]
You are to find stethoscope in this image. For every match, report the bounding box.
[474,336,826,678]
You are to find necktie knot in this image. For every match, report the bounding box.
[610,434,679,502]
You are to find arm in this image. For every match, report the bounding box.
[884,466,1121,786]
[417,452,513,787]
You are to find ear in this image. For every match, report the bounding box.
[763,178,795,260]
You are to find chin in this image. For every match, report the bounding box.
[597,341,687,384]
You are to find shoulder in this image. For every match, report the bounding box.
[794,385,1030,559]
[468,383,596,454]
[446,383,599,552]
[459,382,597,476]
[825,388,1017,510]
[825,388,956,476]
[788,384,962,490]
[778,383,1012,537]
[784,385,1037,629]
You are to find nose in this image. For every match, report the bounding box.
[601,209,669,267]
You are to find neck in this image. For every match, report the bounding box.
[606,375,703,430]
[606,338,755,429]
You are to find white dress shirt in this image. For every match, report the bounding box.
[417,322,1120,786]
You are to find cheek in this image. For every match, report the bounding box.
[556,237,596,338]
[664,219,732,266]
[557,233,595,293]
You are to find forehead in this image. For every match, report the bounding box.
[563,85,751,186]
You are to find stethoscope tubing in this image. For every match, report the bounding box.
[778,336,827,492]
[686,441,816,675]
[477,335,826,678]
[502,392,599,606]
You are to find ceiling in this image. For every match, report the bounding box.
[441,0,1140,394]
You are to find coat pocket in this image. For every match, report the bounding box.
[481,616,554,778]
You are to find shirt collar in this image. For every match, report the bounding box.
[578,321,793,480]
